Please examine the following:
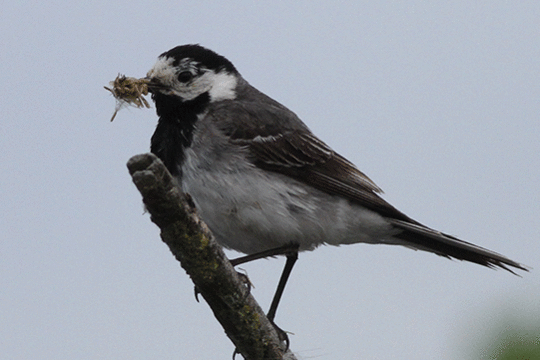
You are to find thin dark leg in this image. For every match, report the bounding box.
[231,251,296,360]
[230,243,299,266]
[230,244,299,320]
[267,251,298,322]
[230,244,299,349]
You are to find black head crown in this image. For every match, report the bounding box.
[159,44,238,74]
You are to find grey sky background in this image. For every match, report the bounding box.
[1,1,539,359]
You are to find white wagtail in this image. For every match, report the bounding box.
[144,44,527,330]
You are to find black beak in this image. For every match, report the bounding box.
[145,77,168,93]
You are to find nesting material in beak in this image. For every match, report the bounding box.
[104,74,151,121]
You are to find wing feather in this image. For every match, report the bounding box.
[204,96,528,273]
[207,98,413,221]
[232,130,416,222]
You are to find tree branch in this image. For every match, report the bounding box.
[127,153,297,360]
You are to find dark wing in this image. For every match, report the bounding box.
[207,97,415,222]
[233,129,528,271]
[206,96,528,273]
[239,129,529,272]
[234,131,415,223]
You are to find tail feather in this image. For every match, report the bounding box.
[389,219,529,275]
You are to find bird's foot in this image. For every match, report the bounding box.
[231,321,289,359]
[270,320,290,350]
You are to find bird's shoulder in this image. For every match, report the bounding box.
[205,81,308,139]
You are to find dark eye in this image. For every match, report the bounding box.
[177,71,194,83]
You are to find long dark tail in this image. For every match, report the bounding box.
[389,219,529,275]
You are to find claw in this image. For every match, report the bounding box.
[235,270,252,299]
[270,320,291,351]
[231,322,290,359]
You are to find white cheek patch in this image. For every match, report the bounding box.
[207,72,238,101]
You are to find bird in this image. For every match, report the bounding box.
[144,44,527,331]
